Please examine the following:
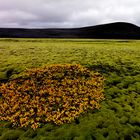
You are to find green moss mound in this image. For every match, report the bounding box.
[0,64,104,129]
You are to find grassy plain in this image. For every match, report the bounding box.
[0,38,140,140]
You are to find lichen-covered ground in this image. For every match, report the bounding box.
[0,39,140,140]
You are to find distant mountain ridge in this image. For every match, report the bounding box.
[0,22,140,39]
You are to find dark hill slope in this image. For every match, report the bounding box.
[79,22,140,39]
[0,22,140,39]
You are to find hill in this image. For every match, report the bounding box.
[0,22,140,39]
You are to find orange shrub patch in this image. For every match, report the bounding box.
[0,64,104,129]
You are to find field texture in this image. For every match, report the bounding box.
[0,39,140,140]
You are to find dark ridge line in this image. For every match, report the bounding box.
[0,22,140,39]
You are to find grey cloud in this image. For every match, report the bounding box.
[0,0,140,28]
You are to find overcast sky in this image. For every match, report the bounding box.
[0,0,140,28]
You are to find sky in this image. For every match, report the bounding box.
[0,0,140,28]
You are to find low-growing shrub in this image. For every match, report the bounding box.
[0,64,104,129]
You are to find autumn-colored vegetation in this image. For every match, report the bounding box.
[0,64,104,130]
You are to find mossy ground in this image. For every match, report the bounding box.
[0,38,140,140]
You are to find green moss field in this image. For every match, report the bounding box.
[0,38,140,140]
